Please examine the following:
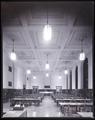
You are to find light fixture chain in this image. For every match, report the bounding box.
[81,38,83,52]
[13,39,14,52]
[47,3,48,25]
[47,54,48,63]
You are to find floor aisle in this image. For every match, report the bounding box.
[3,96,81,117]
[26,96,64,117]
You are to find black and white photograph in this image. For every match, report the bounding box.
[1,1,94,118]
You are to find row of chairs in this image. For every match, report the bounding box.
[52,93,85,101]
[10,93,44,107]
[14,94,44,102]
[51,93,93,115]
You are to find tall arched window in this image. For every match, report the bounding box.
[83,58,88,89]
[75,66,78,89]
[70,70,72,89]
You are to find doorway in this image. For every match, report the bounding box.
[83,58,88,89]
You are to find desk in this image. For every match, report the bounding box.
[10,98,41,106]
[77,112,93,118]
[3,109,27,117]
[59,102,93,113]
[56,99,92,106]
[40,91,53,95]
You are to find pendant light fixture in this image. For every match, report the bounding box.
[79,38,85,61]
[64,66,68,75]
[43,3,52,41]
[33,76,36,79]
[26,69,31,74]
[64,69,68,75]
[58,76,62,79]
[10,39,16,61]
[46,73,49,77]
[45,54,50,70]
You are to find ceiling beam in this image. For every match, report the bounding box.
[19,15,42,72]
[18,59,78,62]
[52,8,90,72]
[3,26,92,32]
[5,45,90,51]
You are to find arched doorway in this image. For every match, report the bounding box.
[83,58,88,89]
[70,70,72,89]
[75,66,78,89]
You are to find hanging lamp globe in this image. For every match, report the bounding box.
[10,51,16,61]
[79,51,85,61]
[43,24,52,41]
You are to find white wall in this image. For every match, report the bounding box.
[3,49,26,89]
[51,73,66,89]
[3,50,13,89]
[44,75,51,86]
[14,65,25,89]
[63,75,67,89]
[26,74,44,89]
[26,75,32,89]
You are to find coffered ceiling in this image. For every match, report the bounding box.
[2,2,93,75]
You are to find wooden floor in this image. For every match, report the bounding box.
[3,96,82,117]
